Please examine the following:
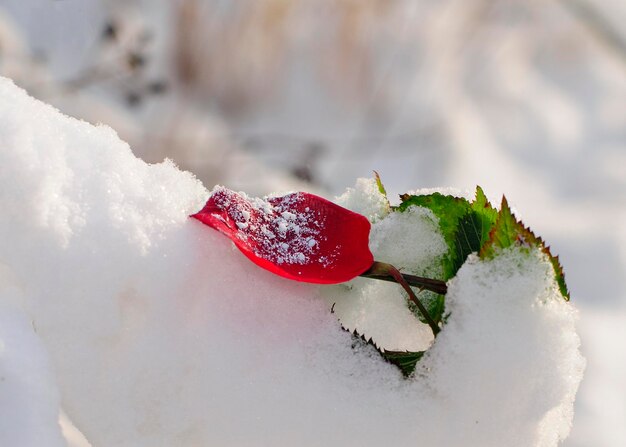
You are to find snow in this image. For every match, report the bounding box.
[369,206,446,277]
[569,311,626,446]
[0,304,65,447]
[423,249,585,445]
[0,77,584,446]
[335,177,390,222]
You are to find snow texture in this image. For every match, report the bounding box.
[0,303,65,447]
[0,77,584,446]
[335,177,390,222]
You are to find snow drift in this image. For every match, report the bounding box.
[0,77,584,446]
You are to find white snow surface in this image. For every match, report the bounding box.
[0,303,66,447]
[0,77,584,446]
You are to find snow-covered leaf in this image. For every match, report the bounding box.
[396,187,499,283]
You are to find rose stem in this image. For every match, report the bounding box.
[359,261,442,336]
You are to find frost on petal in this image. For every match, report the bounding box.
[191,187,374,284]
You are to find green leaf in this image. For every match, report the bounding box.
[373,171,387,197]
[397,193,470,280]
[338,185,570,379]
[547,251,569,301]
[479,196,538,258]
[381,350,424,377]
[426,292,445,324]
[345,327,425,377]
[407,291,445,325]
[395,188,499,324]
[479,197,570,301]
[470,186,498,247]
[397,188,497,282]
[373,171,391,212]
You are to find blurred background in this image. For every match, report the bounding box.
[0,0,624,445]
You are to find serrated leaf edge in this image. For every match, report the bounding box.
[343,324,424,377]
[480,196,570,301]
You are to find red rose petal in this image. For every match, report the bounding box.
[191,187,374,284]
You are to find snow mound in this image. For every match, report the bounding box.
[0,77,584,446]
[422,249,585,445]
